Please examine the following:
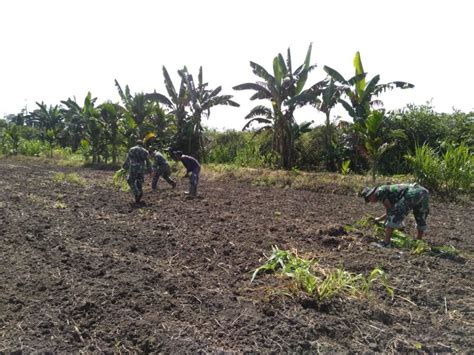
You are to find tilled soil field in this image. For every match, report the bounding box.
[0,157,473,353]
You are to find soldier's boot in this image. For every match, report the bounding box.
[135,191,143,203]
[191,185,197,196]
[185,184,195,198]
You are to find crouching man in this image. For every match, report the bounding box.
[173,151,200,198]
[360,183,430,246]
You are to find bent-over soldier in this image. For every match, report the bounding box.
[361,183,430,246]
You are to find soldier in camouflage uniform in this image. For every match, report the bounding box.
[361,183,430,246]
[123,140,151,203]
[148,146,176,190]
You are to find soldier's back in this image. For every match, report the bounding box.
[129,146,148,164]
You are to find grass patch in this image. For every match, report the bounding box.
[351,216,461,257]
[252,246,393,301]
[204,163,410,195]
[52,172,86,186]
[53,201,67,209]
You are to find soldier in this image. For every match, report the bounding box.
[148,146,176,190]
[361,183,430,246]
[123,140,151,203]
[173,151,200,197]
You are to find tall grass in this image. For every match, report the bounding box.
[406,141,473,196]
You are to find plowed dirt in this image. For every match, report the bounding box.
[0,157,472,352]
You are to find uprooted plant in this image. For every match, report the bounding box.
[349,216,460,257]
[113,168,130,192]
[251,246,393,301]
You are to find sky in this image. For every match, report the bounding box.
[1,0,473,130]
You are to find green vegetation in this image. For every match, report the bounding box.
[252,246,393,301]
[406,142,473,196]
[1,48,472,196]
[52,172,86,186]
[351,216,460,257]
[205,163,407,194]
[113,168,130,192]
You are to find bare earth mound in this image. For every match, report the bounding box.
[0,158,472,352]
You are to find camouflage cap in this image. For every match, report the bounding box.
[360,187,377,202]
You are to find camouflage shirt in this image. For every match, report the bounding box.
[151,151,169,169]
[123,145,150,171]
[374,184,410,204]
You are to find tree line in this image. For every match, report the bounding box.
[1,46,473,193]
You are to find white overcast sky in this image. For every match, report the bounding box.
[1,0,473,130]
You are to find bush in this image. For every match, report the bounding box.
[406,141,473,196]
[206,129,274,168]
[17,139,47,156]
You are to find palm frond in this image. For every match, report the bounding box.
[145,92,173,108]
[245,105,272,119]
[162,66,178,103]
[323,66,349,84]
[250,61,275,85]
[243,117,272,131]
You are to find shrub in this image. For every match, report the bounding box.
[406,141,473,196]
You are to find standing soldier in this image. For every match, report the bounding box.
[123,140,151,203]
[360,183,430,246]
[149,146,176,190]
[173,151,201,197]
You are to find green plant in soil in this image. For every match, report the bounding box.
[352,216,460,257]
[252,246,393,300]
[113,168,130,192]
[52,172,86,185]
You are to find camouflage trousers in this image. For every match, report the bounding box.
[386,185,430,231]
[151,165,175,189]
[127,168,144,198]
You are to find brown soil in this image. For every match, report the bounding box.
[0,157,473,353]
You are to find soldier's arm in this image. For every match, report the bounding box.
[375,199,392,221]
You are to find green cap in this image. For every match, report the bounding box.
[360,187,377,202]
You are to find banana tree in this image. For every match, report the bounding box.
[61,98,84,152]
[178,66,239,160]
[234,43,315,169]
[146,66,189,151]
[324,51,414,125]
[115,80,158,142]
[358,110,397,182]
[289,78,343,170]
[323,51,413,171]
[148,66,239,159]
[29,102,64,158]
[99,102,123,164]
[62,93,104,163]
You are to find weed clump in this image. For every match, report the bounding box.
[252,246,393,301]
